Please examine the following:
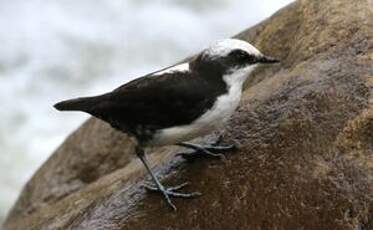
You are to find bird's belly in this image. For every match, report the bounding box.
[150,87,241,146]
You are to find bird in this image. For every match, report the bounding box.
[54,38,279,210]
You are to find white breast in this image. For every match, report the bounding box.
[150,65,256,146]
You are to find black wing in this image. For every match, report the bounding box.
[86,71,227,133]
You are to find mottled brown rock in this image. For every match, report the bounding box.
[4,0,373,229]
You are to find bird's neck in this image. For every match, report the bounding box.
[191,55,225,78]
[223,65,257,90]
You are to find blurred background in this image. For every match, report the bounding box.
[0,0,293,224]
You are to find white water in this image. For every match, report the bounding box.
[0,0,293,224]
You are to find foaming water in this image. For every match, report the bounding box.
[0,0,293,223]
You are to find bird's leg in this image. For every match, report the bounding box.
[176,136,236,160]
[136,148,201,211]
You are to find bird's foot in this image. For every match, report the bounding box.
[176,140,237,161]
[142,182,201,211]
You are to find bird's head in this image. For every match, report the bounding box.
[194,39,279,82]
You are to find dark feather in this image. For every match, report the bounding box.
[55,64,227,142]
[54,94,110,112]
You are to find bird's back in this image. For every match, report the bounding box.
[55,69,227,143]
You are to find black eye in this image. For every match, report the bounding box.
[246,55,256,63]
[229,49,257,64]
[230,50,247,59]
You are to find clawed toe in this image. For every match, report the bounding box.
[166,191,202,198]
[142,182,201,211]
[142,182,190,192]
[204,144,236,151]
[176,151,225,160]
[175,142,236,161]
[137,150,201,211]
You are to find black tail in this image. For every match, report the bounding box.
[54,95,107,112]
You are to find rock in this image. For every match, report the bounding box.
[4,0,373,229]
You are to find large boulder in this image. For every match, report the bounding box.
[4,0,373,229]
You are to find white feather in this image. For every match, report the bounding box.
[152,63,190,76]
[151,65,257,146]
[206,38,261,58]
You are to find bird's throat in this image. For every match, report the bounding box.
[223,65,257,89]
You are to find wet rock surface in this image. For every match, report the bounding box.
[4,0,373,229]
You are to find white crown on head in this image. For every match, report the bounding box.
[205,39,262,57]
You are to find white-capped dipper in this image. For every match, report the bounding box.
[54,39,279,210]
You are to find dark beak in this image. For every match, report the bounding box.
[258,55,280,64]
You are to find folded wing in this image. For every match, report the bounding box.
[54,71,225,133]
